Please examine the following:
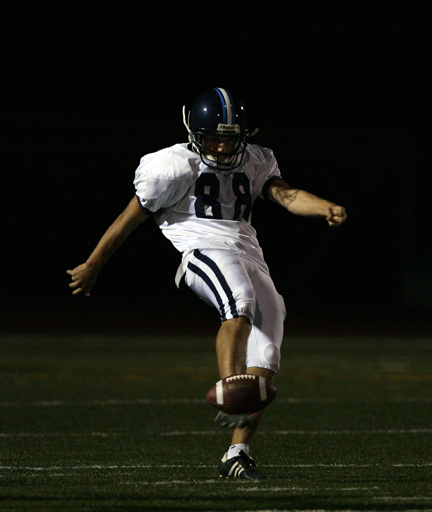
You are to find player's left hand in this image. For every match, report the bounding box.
[326,205,347,227]
[66,262,98,296]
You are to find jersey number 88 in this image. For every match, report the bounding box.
[194,173,251,221]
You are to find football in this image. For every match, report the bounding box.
[205,374,276,414]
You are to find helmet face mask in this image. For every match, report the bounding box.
[183,87,257,171]
[193,132,246,170]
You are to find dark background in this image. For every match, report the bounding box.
[2,1,431,335]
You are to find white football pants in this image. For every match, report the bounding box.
[184,249,286,373]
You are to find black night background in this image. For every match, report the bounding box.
[2,0,431,336]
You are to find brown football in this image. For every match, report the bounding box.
[205,374,276,414]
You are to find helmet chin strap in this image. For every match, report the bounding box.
[183,105,200,152]
[182,105,189,132]
[182,105,192,139]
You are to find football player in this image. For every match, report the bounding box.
[67,87,347,480]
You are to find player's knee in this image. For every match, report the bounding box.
[264,344,280,369]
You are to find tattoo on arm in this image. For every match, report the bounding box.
[274,188,299,206]
[285,190,299,203]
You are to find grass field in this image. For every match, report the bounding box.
[1,333,431,511]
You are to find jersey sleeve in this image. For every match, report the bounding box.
[133,149,192,215]
[249,146,283,199]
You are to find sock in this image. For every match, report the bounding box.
[227,443,250,459]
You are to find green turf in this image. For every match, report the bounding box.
[1,334,431,511]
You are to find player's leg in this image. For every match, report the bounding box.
[219,265,286,479]
[184,249,284,478]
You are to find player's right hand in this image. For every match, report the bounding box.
[66,262,98,296]
[326,205,347,227]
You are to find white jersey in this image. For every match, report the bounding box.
[133,143,282,279]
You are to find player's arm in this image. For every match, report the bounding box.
[67,196,149,296]
[267,179,347,227]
